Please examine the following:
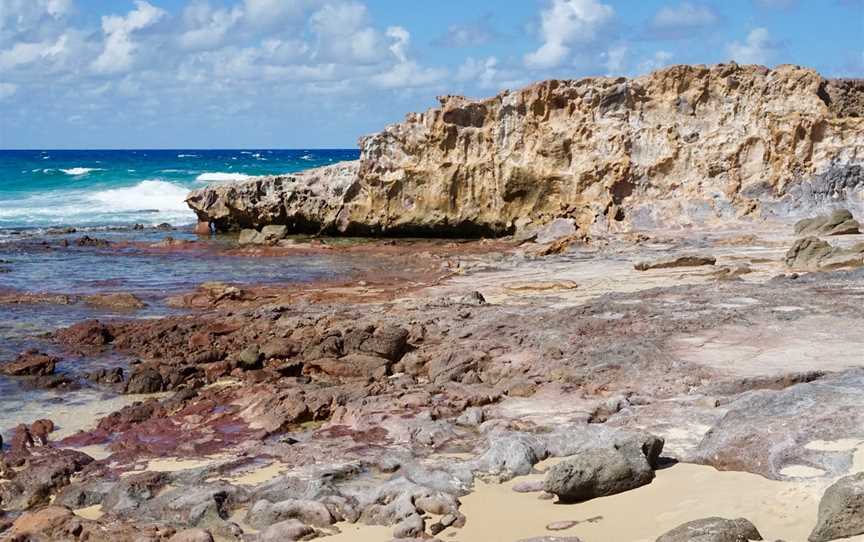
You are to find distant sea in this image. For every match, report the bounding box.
[0,149,359,230]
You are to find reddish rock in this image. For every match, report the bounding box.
[55,320,114,348]
[83,293,146,310]
[0,350,57,376]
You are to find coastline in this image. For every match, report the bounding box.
[4,218,864,540]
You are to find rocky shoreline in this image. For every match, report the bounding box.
[3,64,864,542]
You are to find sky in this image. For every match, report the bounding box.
[0,0,862,149]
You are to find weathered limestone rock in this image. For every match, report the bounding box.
[168,529,215,542]
[187,162,359,233]
[794,209,861,236]
[809,473,864,542]
[542,435,662,502]
[187,65,864,237]
[656,517,763,542]
[785,237,864,270]
[635,255,717,271]
[238,228,266,245]
[260,225,288,242]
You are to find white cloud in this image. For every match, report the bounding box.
[0,0,72,29]
[455,56,526,91]
[0,33,73,70]
[309,2,385,64]
[179,2,243,51]
[525,0,615,69]
[726,27,776,65]
[370,61,446,90]
[242,0,309,29]
[386,26,409,63]
[92,1,166,74]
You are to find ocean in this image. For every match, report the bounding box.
[0,149,359,230]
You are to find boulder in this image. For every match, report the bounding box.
[261,225,288,242]
[125,367,164,394]
[809,472,864,542]
[238,229,266,245]
[784,237,864,270]
[55,320,114,347]
[785,237,834,269]
[305,354,391,379]
[359,325,409,361]
[258,519,315,542]
[0,350,57,376]
[794,209,860,236]
[168,529,214,542]
[0,448,94,510]
[237,344,264,370]
[393,513,425,538]
[634,255,716,271]
[245,498,335,528]
[543,437,661,502]
[656,517,763,542]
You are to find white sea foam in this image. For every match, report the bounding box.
[177,154,198,158]
[195,172,250,183]
[88,180,191,212]
[60,167,104,176]
[0,180,195,228]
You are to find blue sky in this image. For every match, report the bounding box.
[1,0,862,149]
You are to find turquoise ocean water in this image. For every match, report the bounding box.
[0,149,359,230]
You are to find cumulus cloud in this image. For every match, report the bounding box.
[524,0,615,69]
[309,2,386,64]
[242,0,309,29]
[387,26,410,63]
[91,1,166,74]
[726,27,777,65]
[648,2,720,38]
[178,2,243,51]
[455,56,526,91]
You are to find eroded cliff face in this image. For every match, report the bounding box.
[187,63,864,236]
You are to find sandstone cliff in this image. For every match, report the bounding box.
[187,63,864,236]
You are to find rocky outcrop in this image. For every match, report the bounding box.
[794,209,861,236]
[187,64,864,237]
[784,237,864,270]
[186,162,359,233]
